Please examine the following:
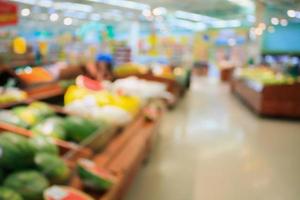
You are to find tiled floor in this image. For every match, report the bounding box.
[125,77,300,200]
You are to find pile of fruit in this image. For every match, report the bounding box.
[0,102,105,143]
[237,67,296,85]
[0,132,70,200]
[0,132,115,200]
[111,76,173,102]
[64,85,141,126]
[0,87,27,105]
[113,63,149,77]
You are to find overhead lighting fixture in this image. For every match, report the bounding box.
[37,0,53,8]
[88,0,150,11]
[12,0,93,13]
[212,19,241,28]
[153,7,167,16]
[175,10,219,23]
[49,13,59,22]
[11,0,35,5]
[54,2,93,12]
[280,19,288,26]
[287,10,296,18]
[64,17,72,26]
[174,19,207,31]
[271,17,279,25]
[227,0,254,9]
[21,8,31,16]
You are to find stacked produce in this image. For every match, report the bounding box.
[0,102,104,143]
[0,132,111,199]
[15,66,54,85]
[236,67,297,85]
[0,87,27,105]
[111,76,174,102]
[64,85,141,126]
[0,132,70,200]
[113,62,149,77]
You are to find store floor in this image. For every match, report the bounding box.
[125,77,300,200]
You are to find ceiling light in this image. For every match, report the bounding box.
[54,2,93,12]
[212,19,241,28]
[21,8,30,16]
[287,10,296,18]
[175,10,219,23]
[37,0,53,8]
[227,0,254,9]
[174,19,207,31]
[49,13,59,22]
[271,17,279,25]
[64,17,72,26]
[280,19,288,26]
[88,0,150,11]
[153,7,167,16]
[10,0,35,5]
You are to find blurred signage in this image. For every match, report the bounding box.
[0,1,18,26]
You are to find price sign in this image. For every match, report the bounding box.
[0,1,18,26]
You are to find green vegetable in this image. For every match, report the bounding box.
[77,159,115,190]
[31,117,66,139]
[12,106,41,127]
[29,135,59,155]
[63,116,99,143]
[0,110,28,128]
[34,153,70,183]
[29,102,54,118]
[0,187,23,200]
[0,168,4,184]
[0,133,35,170]
[4,170,49,200]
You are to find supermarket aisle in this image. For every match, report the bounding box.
[125,77,300,200]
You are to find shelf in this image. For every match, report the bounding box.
[231,78,300,118]
[69,108,163,200]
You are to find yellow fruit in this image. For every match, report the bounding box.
[64,85,89,105]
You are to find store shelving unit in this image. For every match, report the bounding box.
[69,108,162,200]
[231,78,300,118]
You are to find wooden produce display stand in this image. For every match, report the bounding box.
[0,61,84,107]
[220,67,234,82]
[0,120,92,161]
[231,78,300,118]
[1,60,168,199]
[69,106,163,200]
